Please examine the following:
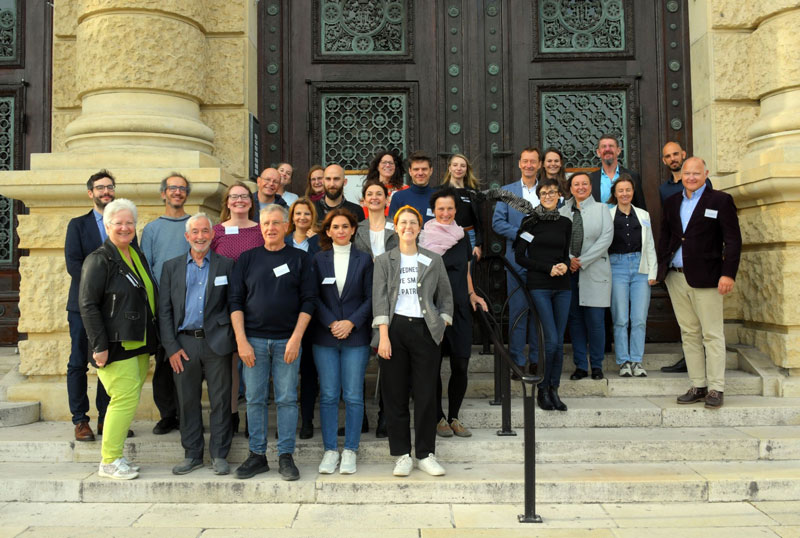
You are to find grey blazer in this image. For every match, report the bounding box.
[559,196,613,307]
[354,219,398,258]
[158,250,235,357]
[371,246,454,346]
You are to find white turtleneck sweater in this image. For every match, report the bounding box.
[332,242,351,295]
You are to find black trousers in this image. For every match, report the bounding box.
[153,346,178,420]
[172,334,233,459]
[379,316,440,459]
[436,354,470,422]
[299,333,318,425]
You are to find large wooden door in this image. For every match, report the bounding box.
[0,0,52,345]
[259,0,692,341]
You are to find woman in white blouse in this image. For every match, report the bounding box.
[354,179,398,259]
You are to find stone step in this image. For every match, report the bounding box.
[0,401,40,427]
[3,460,799,504]
[3,420,799,465]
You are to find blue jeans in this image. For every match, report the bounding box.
[568,273,606,370]
[242,337,300,456]
[530,289,571,388]
[67,311,109,424]
[506,265,539,367]
[610,253,651,364]
[313,344,370,452]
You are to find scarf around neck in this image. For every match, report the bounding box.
[419,219,464,255]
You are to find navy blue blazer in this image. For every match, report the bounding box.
[284,234,320,256]
[65,209,138,313]
[311,247,373,347]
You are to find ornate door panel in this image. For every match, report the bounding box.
[0,0,52,345]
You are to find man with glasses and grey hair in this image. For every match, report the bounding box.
[229,204,316,481]
[141,172,192,435]
[159,213,235,475]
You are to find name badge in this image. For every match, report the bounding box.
[273,263,290,277]
[460,196,471,203]
[520,232,534,243]
[704,209,718,219]
[385,222,394,230]
[426,208,434,217]
[322,277,336,285]
[214,275,228,286]
[642,219,650,227]
[418,254,432,266]
[225,226,239,235]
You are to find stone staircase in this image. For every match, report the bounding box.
[1,343,799,505]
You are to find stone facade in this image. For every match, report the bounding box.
[689,1,800,379]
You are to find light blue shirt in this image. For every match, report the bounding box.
[671,183,707,268]
[292,237,309,252]
[178,251,210,331]
[600,164,620,208]
[93,209,107,242]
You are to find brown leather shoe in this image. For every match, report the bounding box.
[677,386,708,404]
[704,390,724,409]
[74,421,95,442]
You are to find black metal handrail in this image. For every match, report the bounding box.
[470,254,544,524]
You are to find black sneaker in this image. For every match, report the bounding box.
[278,453,300,481]
[152,416,179,435]
[234,451,269,479]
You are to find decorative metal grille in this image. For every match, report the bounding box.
[320,0,407,55]
[0,0,16,61]
[539,0,625,53]
[321,93,407,170]
[0,96,14,171]
[0,195,11,264]
[541,90,627,168]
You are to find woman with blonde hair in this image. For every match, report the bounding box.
[440,153,483,260]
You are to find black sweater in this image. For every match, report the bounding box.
[229,245,316,339]
[513,216,572,290]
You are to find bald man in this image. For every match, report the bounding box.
[314,164,365,223]
[659,142,712,205]
[255,168,288,213]
[657,157,741,409]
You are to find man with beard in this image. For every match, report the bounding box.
[589,134,647,210]
[255,168,288,213]
[158,213,234,475]
[141,173,192,435]
[314,164,365,223]
[387,151,435,223]
[65,170,122,441]
[659,141,713,204]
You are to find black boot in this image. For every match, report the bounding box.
[549,386,568,412]
[537,386,555,411]
[661,357,688,373]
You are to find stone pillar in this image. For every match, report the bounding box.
[0,0,258,419]
[689,1,800,393]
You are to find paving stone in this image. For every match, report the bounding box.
[451,503,615,528]
[14,528,202,538]
[201,531,419,538]
[739,426,800,460]
[293,504,452,529]
[0,502,150,528]
[422,530,616,537]
[134,503,298,528]
[601,501,777,527]
[753,502,800,525]
[611,527,781,538]
[689,461,800,501]
[0,527,28,538]
[771,527,800,538]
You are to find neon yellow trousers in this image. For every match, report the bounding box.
[95,354,149,463]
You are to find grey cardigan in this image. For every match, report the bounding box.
[371,245,454,346]
[354,219,398,258]
[559,196,613,307]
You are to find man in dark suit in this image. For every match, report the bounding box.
[589,134,647,210]
[64,170,116,442]
[657,157,741,409]
[158,213,235,475]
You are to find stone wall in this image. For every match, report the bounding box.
[689,0,800,376]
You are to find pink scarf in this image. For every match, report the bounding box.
[419,219,464,255]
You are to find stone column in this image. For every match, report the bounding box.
[0,0,258,419]
[690,1,800,394]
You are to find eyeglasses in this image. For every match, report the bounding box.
[228,194,251,201]
[380,161,395,167]
[109,220,135,228]
[166,185,188,193]
[93,184,115,192]
[539,190,559,198]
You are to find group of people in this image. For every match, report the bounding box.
[65,135,741,483]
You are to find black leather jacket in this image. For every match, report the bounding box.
[79,239,159,366]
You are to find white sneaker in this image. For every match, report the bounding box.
[632,362,648,377]
[393,453,413,476]
[98,458,139,480]
[340,449,357,474]
[417,453,446,476]
[318,450,339,474]
[619,362,632,377]
[120,456,140,472]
